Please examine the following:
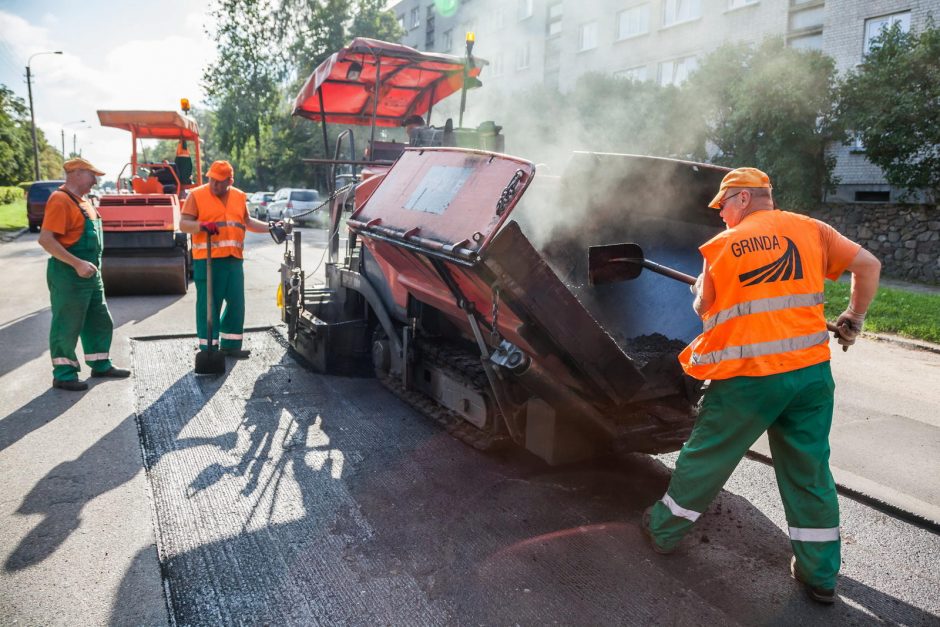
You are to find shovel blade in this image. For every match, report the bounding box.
[194,349,227,375]
[588,243,645,286]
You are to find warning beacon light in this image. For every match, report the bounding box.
[180,98,191,112]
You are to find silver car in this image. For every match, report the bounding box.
[267,188,320,220]
[248,191,275,219]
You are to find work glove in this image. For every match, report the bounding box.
[689,273,703,297]
[832,307,865,352]
[200,221,220,235]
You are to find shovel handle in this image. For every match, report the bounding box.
[640,259,697,285]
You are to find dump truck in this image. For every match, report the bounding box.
[279,38,729,464]
[95,107,203,295]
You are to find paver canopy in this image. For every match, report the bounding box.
[292,37,485,127]
[97,110,200,140]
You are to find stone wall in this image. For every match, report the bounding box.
[811,203,940,284]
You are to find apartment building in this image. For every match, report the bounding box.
[389,0,940,202]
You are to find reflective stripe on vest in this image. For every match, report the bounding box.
[661,493,702,522]
[192,240,244,251]
[703,292,825,332]
[789,526,840,542]
[689,331,830,366]
[190,185,248,260]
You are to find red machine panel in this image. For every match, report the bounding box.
[347,148,534,262]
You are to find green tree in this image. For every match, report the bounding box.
[838,22,940,201]
[0,85,60,184]
[203,0,284,162]
[685,38,843,211]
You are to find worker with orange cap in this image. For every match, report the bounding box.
[38,158,132,391]
[179,160,281,358]
[642,167,882,605]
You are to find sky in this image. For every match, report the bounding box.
[0,0,218,179]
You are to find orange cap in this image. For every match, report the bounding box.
[63,157,105,176]
[207,160,234,181]
[708,167,772,209]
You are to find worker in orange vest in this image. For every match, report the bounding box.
[178,160,280,358]
[642,168,882,604]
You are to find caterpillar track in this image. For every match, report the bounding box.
[376,339,510,452]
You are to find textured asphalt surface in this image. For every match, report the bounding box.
[132,330,940,625]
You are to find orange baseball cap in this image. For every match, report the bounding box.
[207,160,234,181]
[63,157,105,176]
[708,167,772,209]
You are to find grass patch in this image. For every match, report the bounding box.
[825,280,940,344]
[0,198,28,230]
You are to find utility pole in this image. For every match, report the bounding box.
[25,51,63,180]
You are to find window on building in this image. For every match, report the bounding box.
[663,0,701,27]
[518,0,533,21]
[410,6,420,28]
[849,132,866,152]
[398,14,406,31]
[492,53,504,76]
[547,1,563,37]
[615,65,648,82]
[658,55,698,86]
[516,42,531,69]
[443,29,453,52]
[579,22,598,51]
[617,5,649,40]
[728,0,758,9]
[864,11,911,54]
[789,6,823,31]
[788,32,822,50]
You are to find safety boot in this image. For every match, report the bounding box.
[91,367,131,378]
[790,556,836,604]
[642,506,675,555]
[220,348,251,359]
[53,378,88,392]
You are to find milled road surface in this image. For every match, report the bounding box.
[1,228,938,624]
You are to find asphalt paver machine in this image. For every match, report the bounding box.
[280,38,729,464]
[95,107,203,295]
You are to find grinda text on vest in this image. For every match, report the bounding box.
[731,235,781,258]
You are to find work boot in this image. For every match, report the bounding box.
[642,506,675,555]
[53,378,88,392]
[220,348,251,359]
[91,367,131,378]
[790,556,836,604]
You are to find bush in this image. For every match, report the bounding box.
[0,186,23,205]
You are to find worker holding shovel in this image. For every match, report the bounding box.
[180,161,278,359]
[641,167,881,604]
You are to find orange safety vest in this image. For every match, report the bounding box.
[190,185,248,260]
[679,210,830,381]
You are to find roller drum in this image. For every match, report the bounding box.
[102,249,189,295]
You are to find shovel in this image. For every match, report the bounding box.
[589,242,854,351]
[588,242,697,286]
[194,233,226,375]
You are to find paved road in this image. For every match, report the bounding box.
[0,229,938,624]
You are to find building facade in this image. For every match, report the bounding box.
[388,0,940,202]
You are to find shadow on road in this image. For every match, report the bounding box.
[0,386,77,455]
[4,367,233,573]
[108,332,940,625]
[0,309,51,379]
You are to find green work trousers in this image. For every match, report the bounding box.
[194,256,245,351]
[47,216,114,381]
[648,361,840,590]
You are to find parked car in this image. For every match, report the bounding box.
[266,188,320,221]
[26,180,65,232]
[248,191,275,219]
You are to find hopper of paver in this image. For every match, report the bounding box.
[513,151,729,384]
[343,148,728,460]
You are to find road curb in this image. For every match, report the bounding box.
[745,450,940,536]
[864,331,940,355]
[0,227,28,243]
